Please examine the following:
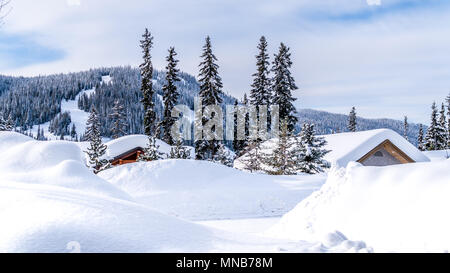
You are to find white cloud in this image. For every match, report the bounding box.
[67,0,81,6]
[2,0,450,124]
[367,0,381,6]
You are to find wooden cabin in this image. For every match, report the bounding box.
[356,139,415,166]
[110,147,145,166]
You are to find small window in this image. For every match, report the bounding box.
[374,151,383,157]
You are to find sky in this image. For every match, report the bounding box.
[1,0,450,124]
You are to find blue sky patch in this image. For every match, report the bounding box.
[0,32,66,70]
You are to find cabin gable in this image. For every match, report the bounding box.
[357,139,415,167]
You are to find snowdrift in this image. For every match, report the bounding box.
[99,160,326,220]
[0,132,129,200]
[267,160,450,252]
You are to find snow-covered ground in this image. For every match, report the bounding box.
[2,130,448,253]
[267,159,450,252]
[0,131,371,253]
[423,149,450,161]
[99,160,325,220]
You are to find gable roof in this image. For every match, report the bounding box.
[322,129,430,167]
[105,135,172,160]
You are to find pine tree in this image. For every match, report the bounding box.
[439,103,448,148]
[417,124,425,151]
[264,119,296,175]
[0,114,6,131]
[232,100,244,155]
[195,36,224,160]
[403,116,409,141]
[70,123,77,140]
[138,136,164,161]
[140,28,156,137]
[6,114,14,131]
[293,123,330,174]
[447,93,450,148]
[109,99,127,139]
[271,43,298,133]
[84,108,110,173]
[348,107,357,132]
[240,140,262,173]
[425,102,447,151]
[161,47,181,145]
[250,36,272,132]
[169,138,191,160]
[214,143,234,167]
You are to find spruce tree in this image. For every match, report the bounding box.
[439,103,448,148]
[425,102,447,151]
[0,114,6,131]
[348,107,357,132]
[447,93,450,148]
[264,119,296,175]
[140,28,156,137]
[70,123,77,140]
[6,114,14,131]
[214,143,234,167]
[161,47,181,145]
[109,99,127,139]
[250,36,272,132]
[195,36,224,160]
[240,140,262,173]
[403,116,409,141]
[138,136,164,161]
[271,43,298,133]
[169,138,191,160]
[84,108,110,173]
[417,124,425,151]
[293,123,330,174]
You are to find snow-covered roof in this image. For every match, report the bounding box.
[105,135,172,159]
[322,129,430,167]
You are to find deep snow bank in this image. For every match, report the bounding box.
[267,160,450,252]
[99,160,326,220]
[0,132,129,200]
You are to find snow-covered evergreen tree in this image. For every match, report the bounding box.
[293,123,330,174]
[240,140,262,173]
[109,100,127,139]
[403,116,409,141]
[348,107,357,132]
[70,124,77,140]
[0,114,6,131]
[161,47,181,145]
[264,119,295,175]
[417,124,425,151]
[138,136,164,161]
[271,43,298,133]
[250,36,272,131]
[447,93,450,148]
[425,102,447,151]
[169,138,191,160]
[5,114,14,131]
[195,36,224,160]
[214,143,234,167]
[439,103,448,148]
[140,28,156,137]
[84,108,110,173]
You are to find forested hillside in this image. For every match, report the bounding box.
[0,67,422,145]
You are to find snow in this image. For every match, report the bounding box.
[105,134,195,159]
[98,160,325,220]
[0,132,368,253]
[267,159,450,252]
[322,129,430,167]
[423,149,450,161]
